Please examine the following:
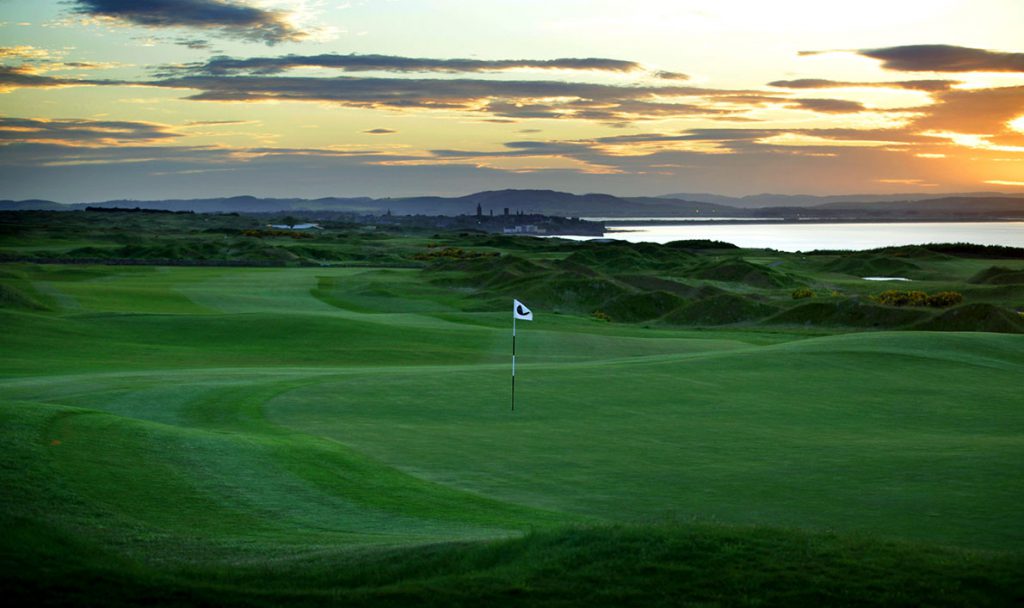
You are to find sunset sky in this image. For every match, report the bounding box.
[1,0,1023,201]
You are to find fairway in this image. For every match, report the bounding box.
[3,258,1024,605]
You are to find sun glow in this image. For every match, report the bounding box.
[922,130,1024,153]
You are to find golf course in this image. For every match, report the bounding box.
[2,211,1023,605]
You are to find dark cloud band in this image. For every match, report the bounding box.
[175,53,643,76]
[0,65,121,89]
[769,78,957,92]
[789,98,866,114]
[0,117,179,144]
[71,0,303,45]
[859,45,1024,73]
[151,74,753,122]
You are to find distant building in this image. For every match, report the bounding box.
[503,225,546,234]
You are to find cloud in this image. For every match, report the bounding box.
[911,85,1024,136]
[70,0,304,45]
[151,74,762,122]
[769,78,958,92]
[175,53,644,76]
[653,71,690,80]
[364,128,396,134]
[184,119,254,126]
[415,127,983,194]
[858,44,1024,73]
[174,37,213,50]
[0,46,58,61]
[0,65,121,90]
[425,126,940,176]
[789,98,866,113]
[0,140,595,201]
[0,132,999,201]
[0,117,180,145]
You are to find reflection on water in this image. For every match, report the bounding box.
[572,222,1024,252]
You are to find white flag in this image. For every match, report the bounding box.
[513,299,533,321]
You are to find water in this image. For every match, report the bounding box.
[582,217,783,222]
[570,221,1024,252]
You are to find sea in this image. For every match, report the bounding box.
[572,220,1024,252]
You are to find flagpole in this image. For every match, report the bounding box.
[511,315,516,412]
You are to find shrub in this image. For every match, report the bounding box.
[411,247,499,261]
[873,290,964,308]
[792,288,814,300]
[591,310,611,322]
[925,291,963,308]
[873,290,928,307]
[242,229,311,239]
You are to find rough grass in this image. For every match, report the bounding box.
[688,258,802,288]
[823,254,921,277]
[766,299,932,329]
[915,303,1024,333]
[4,519,1022,607]
[662,292,778,325]
[563,242,693,274]
[0,282,51,311]
[601,290,685,322]
[969,265,1024,285]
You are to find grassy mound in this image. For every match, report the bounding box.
[766,299,930,328]
[426,255,552,303]
[663,293,778,325]
[914,303,1024,334]
[0,270,52,311]
[688,258,801,288]
[563,242,693,274]
[823,254,920,277]
[0,283,50,311]
[5,521,1021,608]
[515,274,629,313]
[615,274,724,298]
[432,254,631,313]
[969,266,1024,285]
[600,290,686,322]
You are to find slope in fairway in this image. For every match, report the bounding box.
[2,260,1023,607]
[262,330,1024,550]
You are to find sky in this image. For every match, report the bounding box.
[1,0,1023,202]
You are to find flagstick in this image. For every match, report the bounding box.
[511,315,516,412]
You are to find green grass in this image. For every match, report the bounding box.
[2,218,1024,605]
[4,518,1021,607]
[259,331,1024,550]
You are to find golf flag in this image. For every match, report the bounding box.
[513,299,533,321]
[511,299,532,412]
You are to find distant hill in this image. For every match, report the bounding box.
[748,197,1024,220]
[0,200,67,211]
[0,190,738,218]
[3,190,1024,219]
[658,191,1024,208]
[815,196,1024,214]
